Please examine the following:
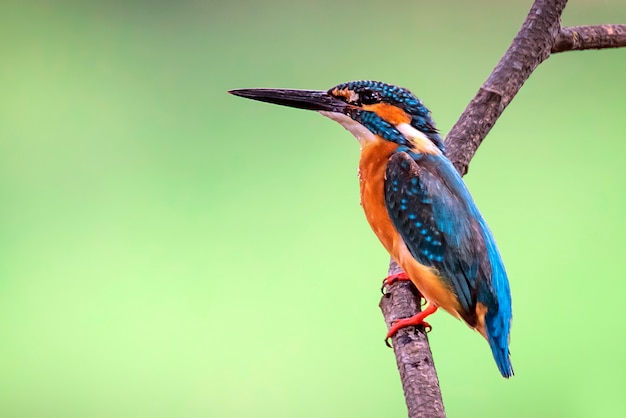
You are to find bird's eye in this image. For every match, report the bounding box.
[360,91,381,105]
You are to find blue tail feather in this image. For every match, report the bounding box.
[479,219,513,378]
[485,309,514,378]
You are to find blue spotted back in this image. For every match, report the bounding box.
[384,151,513,377]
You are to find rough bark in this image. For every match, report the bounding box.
[553,24,626,53]
[379,260,445,418]
[445,0,567,174]
[379,1,625,417]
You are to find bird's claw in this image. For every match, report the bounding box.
[383,304,438,346]
[385,336,392,348]
[422,322,432,333]
[384,320,432,348]
[381,272,410,294]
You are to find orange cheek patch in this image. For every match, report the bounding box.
[363,103,412,125]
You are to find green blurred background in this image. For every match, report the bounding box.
[1,0,625,417]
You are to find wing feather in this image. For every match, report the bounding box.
[384,151,491,323]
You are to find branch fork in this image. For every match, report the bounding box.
[379,1,626,417]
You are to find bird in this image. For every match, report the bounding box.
[229,80,513,378]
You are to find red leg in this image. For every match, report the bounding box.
[385,304,438,344]
[381,272,410,294]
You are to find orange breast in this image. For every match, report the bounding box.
[359,140,462,316]
[359,139,399,255]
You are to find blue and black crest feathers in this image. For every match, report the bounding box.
[330,80,444,150]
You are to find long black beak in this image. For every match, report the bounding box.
[228,88,348,113]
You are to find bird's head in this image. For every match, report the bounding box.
[229,80,443,153]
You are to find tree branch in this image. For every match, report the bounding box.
[379,260,445,418]
[379,1,626,417]
[445,0,567,174]
[553,24,626,53]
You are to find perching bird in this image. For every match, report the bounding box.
[229,80,513,378]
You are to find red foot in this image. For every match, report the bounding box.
[381,272,410,294]
[385,304,438,347]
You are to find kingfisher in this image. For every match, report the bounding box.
[229,80,513,378]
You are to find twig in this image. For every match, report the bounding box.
[379,1,626,417]
[553,24,626,53]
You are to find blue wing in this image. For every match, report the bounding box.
[384,151,513,377]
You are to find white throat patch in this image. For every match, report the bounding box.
[319,111,376,146]
[396,123,441,155]
[319,112,440,155]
